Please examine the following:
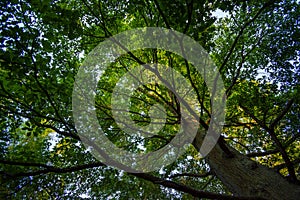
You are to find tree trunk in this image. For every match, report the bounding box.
[192,133,300,199]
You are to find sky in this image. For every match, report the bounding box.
[212,9,228,18]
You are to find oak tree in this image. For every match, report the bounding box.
[1,0,299,199]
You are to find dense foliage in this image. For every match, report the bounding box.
[0,0,299,199]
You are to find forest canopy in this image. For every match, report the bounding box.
[0,0,299,199]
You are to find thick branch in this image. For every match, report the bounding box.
[131,173,265,200]
[0,160,262,200]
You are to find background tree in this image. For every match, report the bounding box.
[1,0,299,199]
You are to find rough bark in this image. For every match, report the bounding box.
[192,133,300,200]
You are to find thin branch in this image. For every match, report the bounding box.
[153,0,171,29]
[270,99,294,129]
[2,106,80,141]
[273,158,300,172]
[219,0,274,73]
[0,161,104,177]
[246,149,280,157]
[169,171,212,179]
[246,135,300,158]
[183,0,194,34]
[239,104,269,131]
[0,160,52,169]
[239,104,298,182]
[201,176,214,190]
